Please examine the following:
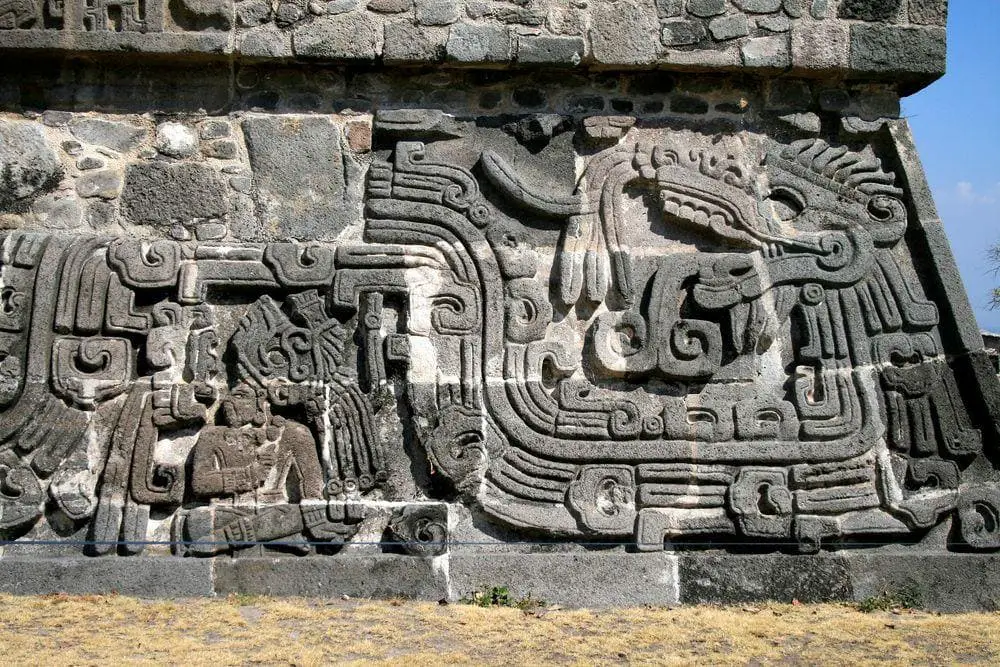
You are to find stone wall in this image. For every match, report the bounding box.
[2,0,999,607]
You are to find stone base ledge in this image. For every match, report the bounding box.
[1,552,997,611]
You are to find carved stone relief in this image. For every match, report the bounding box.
[0,96,997,562]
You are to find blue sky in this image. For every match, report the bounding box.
[904,1,1000,331]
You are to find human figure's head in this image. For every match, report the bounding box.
[221,382,268,427]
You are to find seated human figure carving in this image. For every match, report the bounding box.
[177,382,362,555]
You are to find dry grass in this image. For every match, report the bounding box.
[0,594,998,665]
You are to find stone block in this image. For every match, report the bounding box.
[292,11,382,60]
[734,0,782,12]
[688,0,726,17]
[791,19,848,72]
[0,120,61,208]
[909,0,947,26]
[239,25,294,58]
[590,0,661,64]
[516,35,585,66]
[414,0,459,26]
[242,115,356,240]
[677,553,852,604]
[68,118,147,154]
[0,558,214,596]
[850,25,946,76]
[661,20,707,47]
[214,556,448,598]
[838,0,902,22]
[445,23,511,63]
[709,14,750,41]
[449,551,680,607]
[741,34,790,68]
[654,0,684,18]
[845,553,1000,612]
[383,21,447,62]
[120,161,227,229]
[368,0,411,12]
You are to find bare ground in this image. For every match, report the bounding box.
[0,594,998,665]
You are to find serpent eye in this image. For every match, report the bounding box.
[766,186,805,222]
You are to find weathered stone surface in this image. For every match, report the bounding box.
[850,25,947,77]
[293,12,382,59]
[678,554,852,604]
[909,0,947,26]
[450,552,680,607]
[0,0,947,82]
[75,169,122,200]
[155,122,199,158]
[242,115,354,240]
[517,35,585,66]
[839,0,902,22]
[214,557,448,598]
[660,20,706,47]
[741,34,789,68]
[688,0,727,18]
[735,0,783,12]
[0,559,214,596]
[709,14,750,41]
[0,120,61,208]
[445,23,510,62]
[120,161,227,228]
[791,19,849,71]
[0,0,990,611]
[68,118,147,153]
[590,0,660,64]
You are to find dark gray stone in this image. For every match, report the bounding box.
[846,553,1000,612]
[199,119,231,140]
[449,551,679,607]
[850,25,946,77]
[839,0,902,22]
[517,35,585,65]
[678,553,852,604]
[655,0,684,18]
[909,0,947,26]
[0,558,214,596]
[810,0,828,19]
[202,140,239,160]
[591,0,660,64]
[242,115,355,240]
[214,556,448,598]
[445,23,511,63]
[757,14,791,32]
[292,12,381,59]
[0,119,61,208]
[41,110,72,127]
[688,0,726,18]
[236,0,272,27]
[383,21,447,62]
[68,118,147,153]
[709,14,750,41]
[367,0,411,12]
[818,88,850,111]
[120,161,227,228]
[661,20,707,47]
[735,0,782,12]
[415,0,459,26]
[75,169,122,200]
[741,34,790,68]
[77,156,104,170]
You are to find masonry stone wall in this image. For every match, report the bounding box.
[1,0,999,608]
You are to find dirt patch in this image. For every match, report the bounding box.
[0,594,997,665]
